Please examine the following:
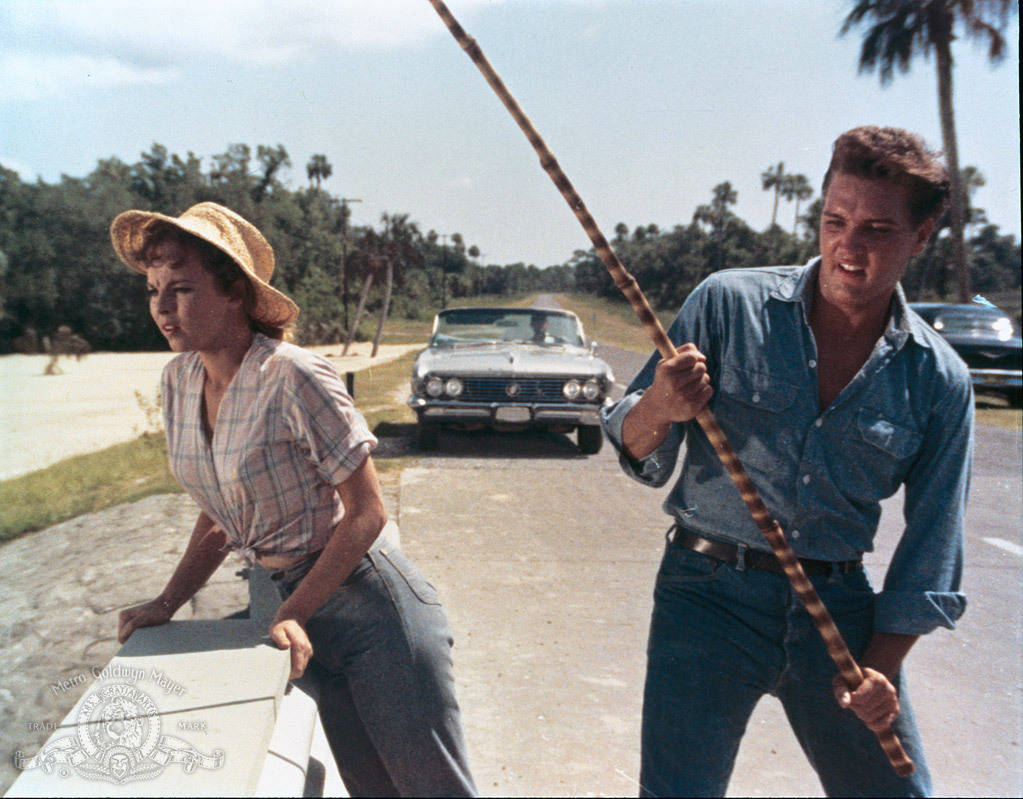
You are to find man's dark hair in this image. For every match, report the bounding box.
[822,126,950,224]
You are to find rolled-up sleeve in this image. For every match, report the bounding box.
[600,278,718,488]
[283,357,378,487]
[601,390,686,487]
[874,375,973,635]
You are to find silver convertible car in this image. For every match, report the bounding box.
[408,307,615,453]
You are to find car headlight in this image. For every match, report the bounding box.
[445,377,464,397]
[994,317,1013,342]
[582,380,601,401]
[425,377,445,397]
[563,379,581,400]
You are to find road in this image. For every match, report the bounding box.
[397,334,1023,797]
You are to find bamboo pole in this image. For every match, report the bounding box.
[425,0,913,777]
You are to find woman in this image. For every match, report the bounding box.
[112,202,477,797]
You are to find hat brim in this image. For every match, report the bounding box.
[110,208,299,329]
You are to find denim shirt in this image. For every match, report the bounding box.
[601,260,973,635]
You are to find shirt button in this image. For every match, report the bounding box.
[814,418,823,428]
[791,529,801,539]
[802,474,811,484]
[752,393,761,403]
[808,359,817,369]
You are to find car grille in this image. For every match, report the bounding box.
[458,377,575,403]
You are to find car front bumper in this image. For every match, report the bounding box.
[408,396,607,426]
[969,368,1023,390]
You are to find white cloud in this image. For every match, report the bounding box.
[0,0,606,101]
[0,53,179,101]
[2,0,501,65]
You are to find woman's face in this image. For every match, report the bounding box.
[145,238,246,353]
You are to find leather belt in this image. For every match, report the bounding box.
[669,525,862,576]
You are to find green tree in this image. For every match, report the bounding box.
[841,0,1016,303]
[693,181,739,275]
[253,144,290,203]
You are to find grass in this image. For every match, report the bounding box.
[553,292,675,353]
[0,434,181,543]
[975,397,1023,431]
[0,346,429,545]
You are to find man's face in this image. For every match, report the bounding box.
[818,172,933,319]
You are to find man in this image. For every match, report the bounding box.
[601,126,972,797]
[530,312,551,343]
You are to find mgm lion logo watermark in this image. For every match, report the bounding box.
[14,683,223,785]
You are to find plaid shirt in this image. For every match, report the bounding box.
[162,333,377,565]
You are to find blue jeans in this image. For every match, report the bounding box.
[640,539,931,798]
[271,544,477,797]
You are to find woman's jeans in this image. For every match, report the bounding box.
[640,540,931,798]
[271,543,477,797]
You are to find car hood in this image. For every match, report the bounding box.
[413,343,613,379]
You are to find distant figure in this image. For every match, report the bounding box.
[42,325,91,375]
[530,313,551,343]
[111,202,477,797]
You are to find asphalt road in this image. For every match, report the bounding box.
[397,332,1023,797]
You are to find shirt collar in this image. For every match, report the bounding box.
[770,257,932,350]
[770,257,820,306]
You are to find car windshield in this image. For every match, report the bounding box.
[431,309,584,347]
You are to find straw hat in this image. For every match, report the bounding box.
[110,202,299,328]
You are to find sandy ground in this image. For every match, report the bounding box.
[0,342,423,482]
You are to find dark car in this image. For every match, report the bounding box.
[910,302,1022,407]
[408,307,615,453]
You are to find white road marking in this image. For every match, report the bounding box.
[982,537,1023,557]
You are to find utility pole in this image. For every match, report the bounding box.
[338,198,362,333]
[439,234,448,308]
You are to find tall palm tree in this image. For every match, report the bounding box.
[760,162,786,228]
[781,173,814,236]
[841,0,1015,302]
[371,213,423,357]
[342,231,380,356]
[306,154,333,189]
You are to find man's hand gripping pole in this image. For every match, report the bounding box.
[425,0,914,777]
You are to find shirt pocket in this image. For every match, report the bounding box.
[856,409,922,460]
[836,408,923,501]
[718,364,797,414]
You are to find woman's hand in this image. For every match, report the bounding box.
[832,668,900,732]
[118,598,174,643]
[268,614,314,680]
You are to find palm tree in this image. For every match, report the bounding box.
[342,231,380,356]
[306,154,333,189]
[841,0,1016,303]
[781,174,814,236]
[760,162,786,228]
[371,213,422,357]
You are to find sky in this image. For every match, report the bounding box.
[1,0,1019,268]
